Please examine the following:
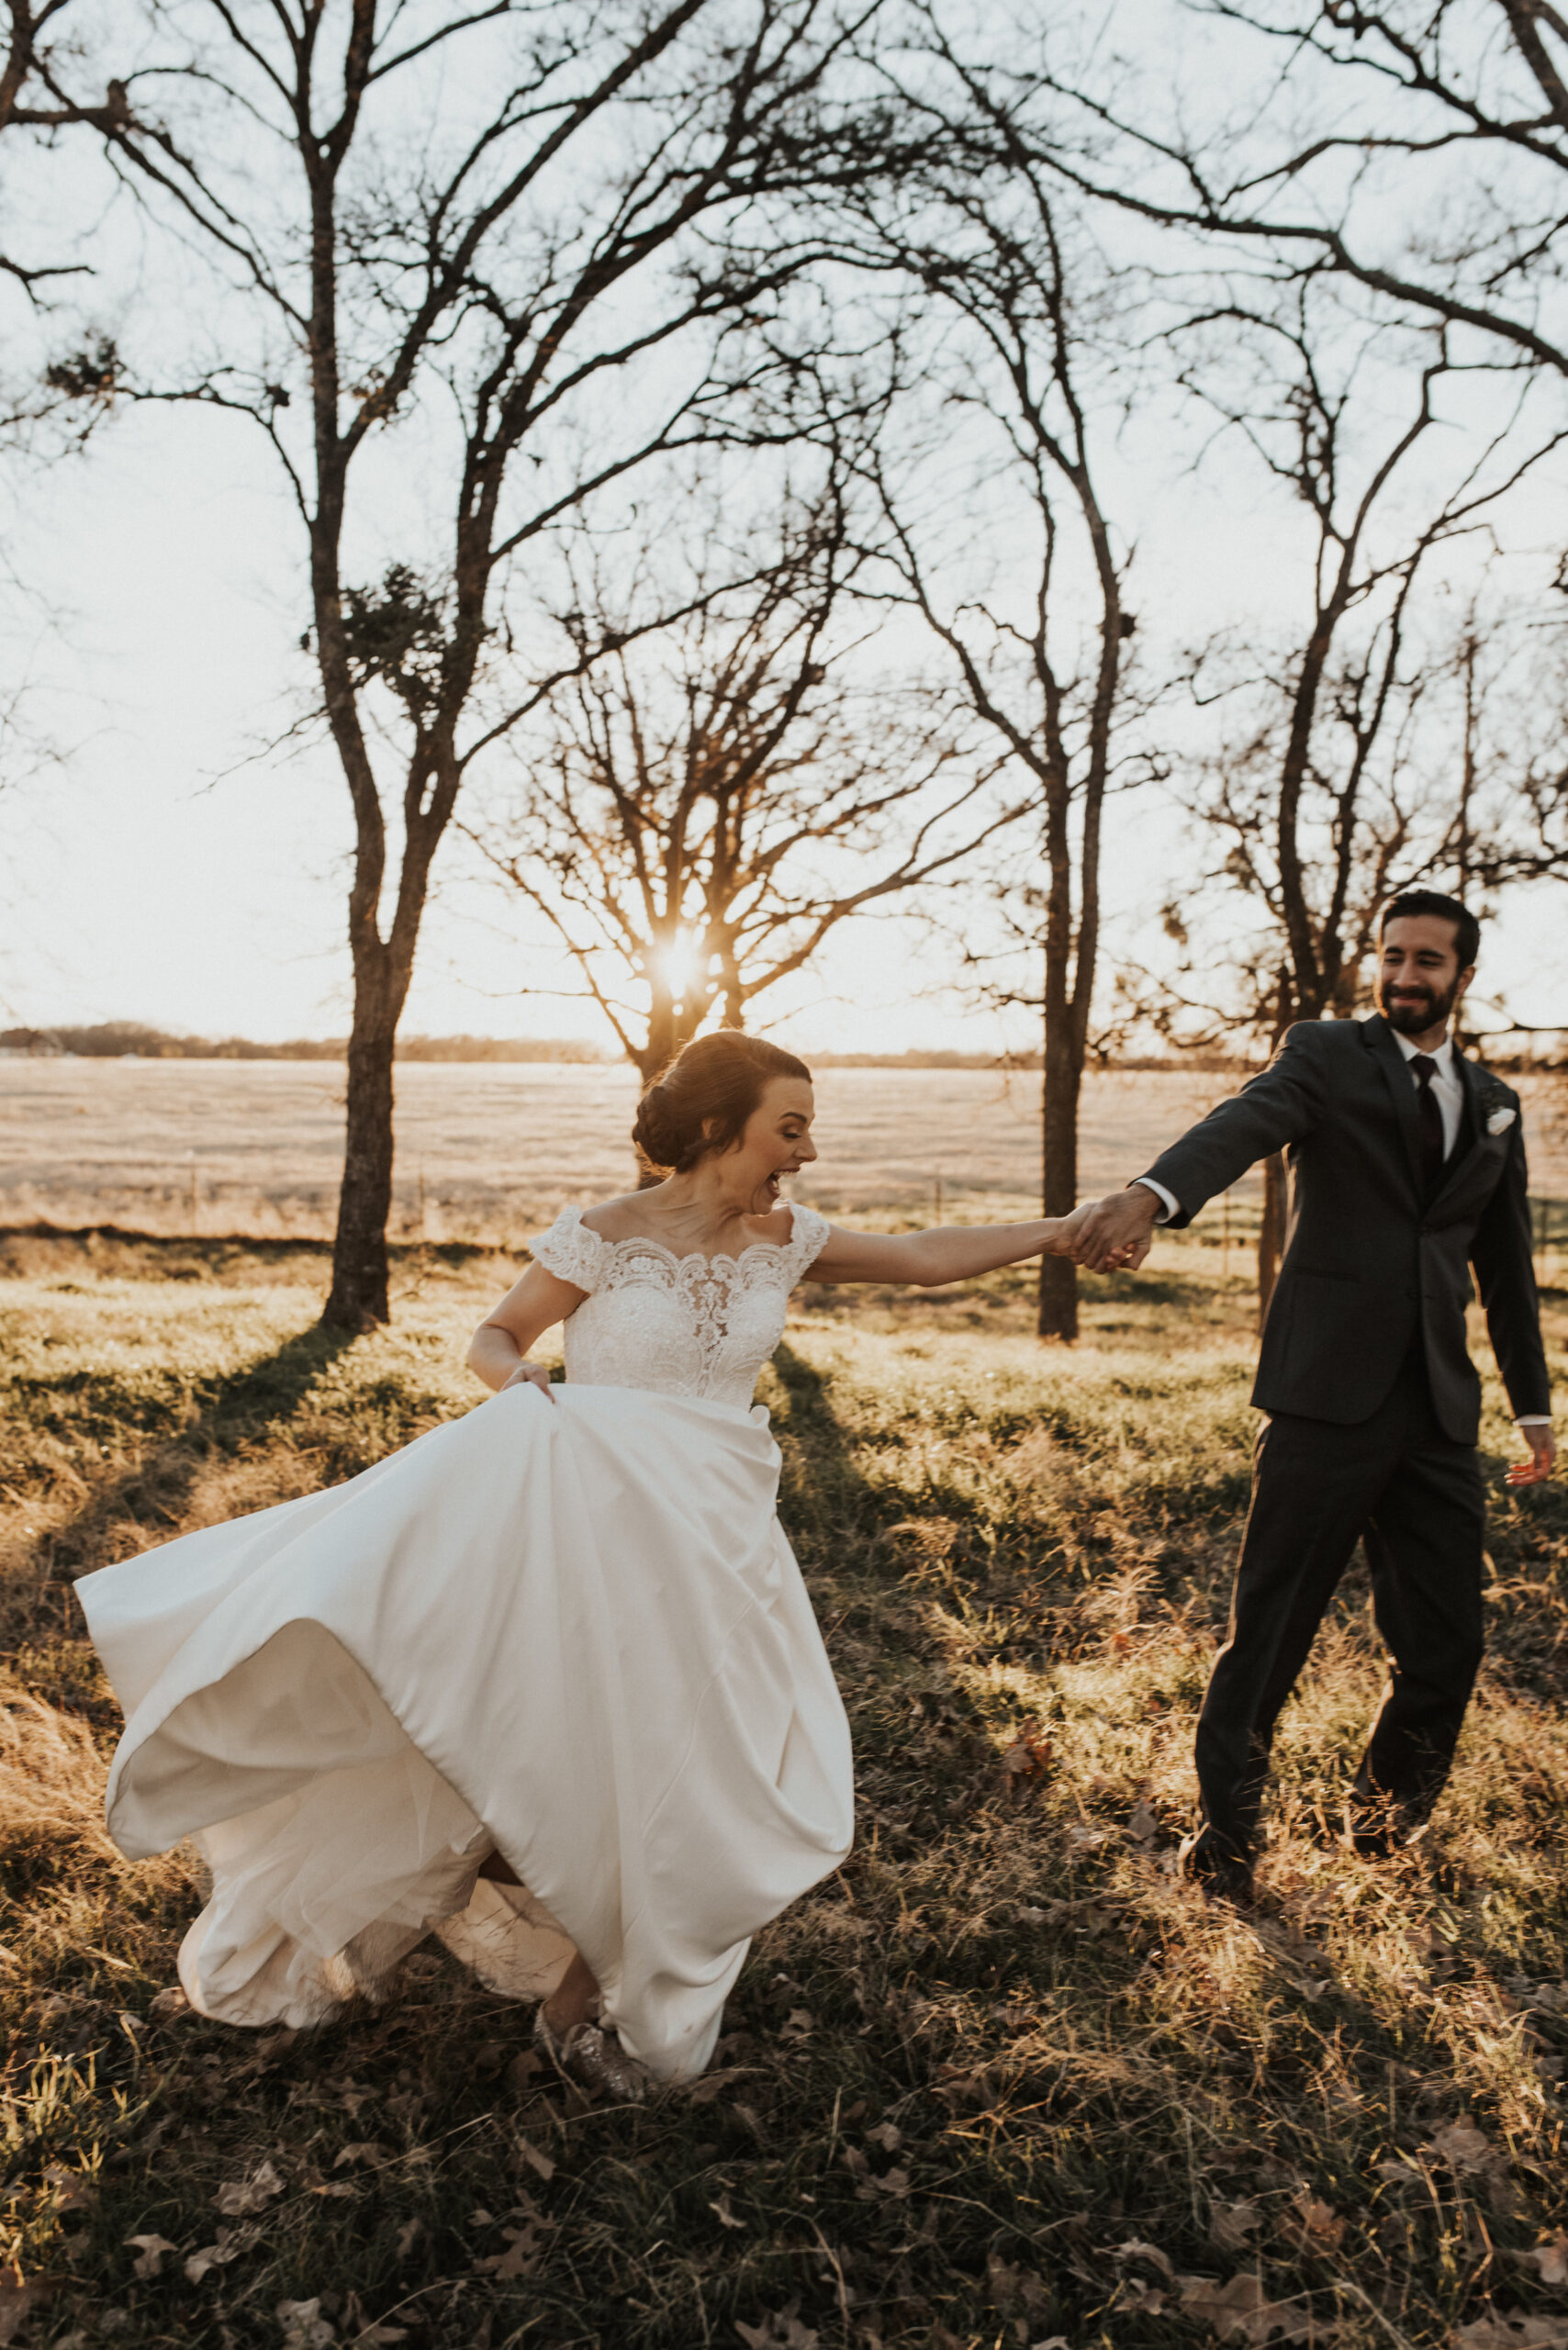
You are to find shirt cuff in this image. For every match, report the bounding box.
[1133,1177,1179,1225]
[1516,1416,1552,1427]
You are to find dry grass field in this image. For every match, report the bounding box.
[1,1221,1565,2350]
[0,1061,1270,1238]
[5,1059,1565,1254]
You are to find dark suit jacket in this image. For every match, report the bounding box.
[1140,1014,1551,1443]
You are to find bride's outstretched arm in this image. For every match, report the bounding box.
[809,1203,1108,1288]
[468,1262,588,1393]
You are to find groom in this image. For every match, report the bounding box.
[1073,891,1554,1902]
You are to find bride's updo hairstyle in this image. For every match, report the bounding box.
[633,1033,812,1173]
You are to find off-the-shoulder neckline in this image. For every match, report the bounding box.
[548,1199,820,1270]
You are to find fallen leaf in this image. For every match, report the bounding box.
[42,2163,94,2213]
[1002,1718,1053,1788]
[734,2302,820,2350]
[1129,1799,1159,1841]
[1212,2202,1262,2255]
[780,2007,814,2042]
[987,2257,1050,2317]
[1427,2116,1495,2173]
[1456,2319,1568,2350]
[710,2193,746,2230]
[340,2298,408,2349]
[688,2065,760,2107]
[185,2229,250,2285]
[125,2233,180,2280]
[1117,2239,1177,2281]
[0,2266,52,2346]
[277,2299,338,2350]
[515,2133,554,2181]
[1178,2271,1337,2344]
[1281,2193,1345,2254]
[1120,2278,1167,2314]
[330,2143,388,2174]
[309,2181,358,2200]
[252,2028,298,2065]
[1516,2239,1568,2288]
[867,2121,902,2154]
[486,2227,539,2281]
[869,2166,911,2199]
[148,1986,190,2023]
[215,2157,285,2213]
[1375,2158,1426,2189]
[395,2219,424,2261]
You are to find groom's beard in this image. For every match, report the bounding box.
[1379,973,1462,1035]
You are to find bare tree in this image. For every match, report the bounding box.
[832,64,1152,1339]
[1460,590,1568,906]
[0,0,134,310]
[467,458,1023,1115]
[1024,0,1568,388]
[1126,295,1564,1309]
[73,0,894,1326]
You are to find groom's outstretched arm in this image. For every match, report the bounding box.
[1074,1026,1327,1270]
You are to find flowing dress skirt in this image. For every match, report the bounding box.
[75,1383,854,2081]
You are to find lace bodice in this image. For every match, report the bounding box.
[531,1203,832,1407]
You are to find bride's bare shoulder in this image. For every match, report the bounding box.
[579,1192,657,1240]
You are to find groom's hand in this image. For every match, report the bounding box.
[1072,1184,1160,1271]
[1506,1425,1556,1486]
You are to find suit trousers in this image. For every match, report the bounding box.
[1193,1348,1486,1864]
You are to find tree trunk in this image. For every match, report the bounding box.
[1039,998,1080,1340]
[1257,1149,1287,1332]
[1037,751,1081,1339]
[322,973,399,1329]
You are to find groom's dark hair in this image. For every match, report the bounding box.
[1380,890,1480,972]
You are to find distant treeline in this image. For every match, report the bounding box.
[5,1023,1264,1070]
[8,1022,1556,1071]
[2,1023,609,1063]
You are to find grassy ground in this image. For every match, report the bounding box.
[1,1225,1566,2350]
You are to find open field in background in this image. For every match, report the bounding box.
[6,1061,1567,1270]
[2,1063,1266,1239]
[1,1231,1566,2348]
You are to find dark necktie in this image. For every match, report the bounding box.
[1411,1055,1445,1191]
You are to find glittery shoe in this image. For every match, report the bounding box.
[532,2006,649,2105]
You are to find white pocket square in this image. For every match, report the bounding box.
[1486,1106,1517,1135]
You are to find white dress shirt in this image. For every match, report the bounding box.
[1130,1030,1549,1425]
[1390,1027,1464,1158]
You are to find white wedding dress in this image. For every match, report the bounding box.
[76,1203,854,2082]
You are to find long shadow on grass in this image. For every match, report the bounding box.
[769,1337,888,1558]
[17,1324,362,1647]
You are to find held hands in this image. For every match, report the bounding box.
[1506,1425,1557,1486]
[501,1360,555,1402]
[1049,1198,1147,1269]
[1068,1185,1160,1272]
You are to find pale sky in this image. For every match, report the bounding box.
[6,8,1568,1058]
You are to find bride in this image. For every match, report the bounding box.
[78,1033,1095,2100]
